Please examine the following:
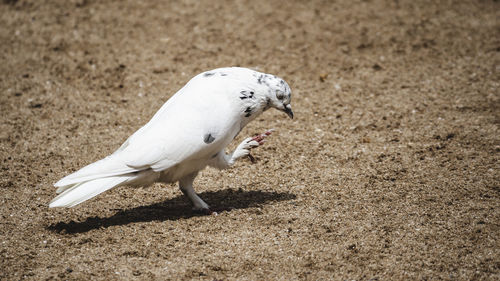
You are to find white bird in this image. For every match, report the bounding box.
[49,67,293,212]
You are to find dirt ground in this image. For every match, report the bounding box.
[1,0,499,280]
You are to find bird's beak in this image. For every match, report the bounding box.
[284,104,294,119]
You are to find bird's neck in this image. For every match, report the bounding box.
[237,94,268,127]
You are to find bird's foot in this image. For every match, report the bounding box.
[231,129,273,164]
[193,206,234,216]
[246,129,273,163]
[193,207,218,216]
[249,129,274,144]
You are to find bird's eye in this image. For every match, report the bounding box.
[276,90,284,100]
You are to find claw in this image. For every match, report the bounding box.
[241,129,275,164]
[194,207,234,216]
[247,153,256,163]
[250,135,262,142]
[249,129,274,144]
[194,208,218,216]
[264,129,274,135]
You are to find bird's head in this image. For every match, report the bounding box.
[263,75,293,119]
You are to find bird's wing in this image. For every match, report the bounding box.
[55,71,243,187]
[121,77,240,172]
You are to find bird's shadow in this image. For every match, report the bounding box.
[47,189,296,234]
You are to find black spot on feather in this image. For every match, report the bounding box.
[220,73,227,76]
[264,98,271,110]
[239,91,255,100]
[244,107,252,117]
[203,133,215,144]
[257,75,264,84]
[203,72,215,77]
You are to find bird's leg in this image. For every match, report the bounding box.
[230,129,273,164]
[178,172,210,211]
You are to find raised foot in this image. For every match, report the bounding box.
[231,129,274,164]
[250,129,274,145]
[246,129,274,163]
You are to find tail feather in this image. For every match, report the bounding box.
[49,176,131,208]
[54,156,138,188]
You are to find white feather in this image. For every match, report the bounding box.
[50,176,130,208]
[50,67,293,208]
[54,155,138,188]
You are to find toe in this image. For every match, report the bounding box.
[193,207,216,216]
[247,140,260,148]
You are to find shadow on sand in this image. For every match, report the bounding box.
[47,189,296,234]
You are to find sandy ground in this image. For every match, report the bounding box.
[1,0,499,280]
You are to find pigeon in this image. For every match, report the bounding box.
[49,67,293,212]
